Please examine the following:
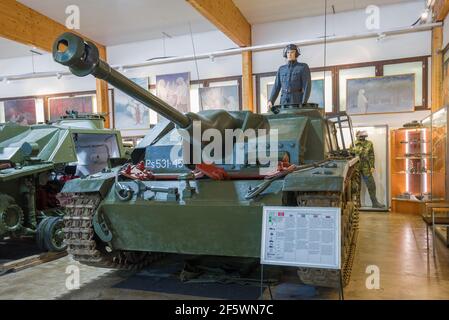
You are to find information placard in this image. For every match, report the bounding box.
[261,206,341,269]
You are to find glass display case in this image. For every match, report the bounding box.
[424,106,449,245]
[429,107,448,200]
[391,125,435,214]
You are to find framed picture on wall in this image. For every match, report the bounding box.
[199,85,240,111]
[4,98,37,125]
[346,74,415,115]
[48,95,94,121]
[156,72,191,113]
[114,77,151,130]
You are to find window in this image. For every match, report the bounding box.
[311,71,333,113]
[258,75,276,114]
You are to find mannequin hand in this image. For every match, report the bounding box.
[371,168,375,174]
[267,101,273,109]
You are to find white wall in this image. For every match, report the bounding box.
[252,1,430,71]
[108,30,241,82]
[0,53,96,97]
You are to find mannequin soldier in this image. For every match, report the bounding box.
[352,130,383,208]
[267,44,311,109]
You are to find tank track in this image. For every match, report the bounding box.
[296,162,360,288]
[59,193,161,270]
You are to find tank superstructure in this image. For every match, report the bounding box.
[54,32,360,287]
[0,111,127,251]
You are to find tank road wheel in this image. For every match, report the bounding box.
[40,216,67,252]
[36,216,50,250]
[0,204,24,233]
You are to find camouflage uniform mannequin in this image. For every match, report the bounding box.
[352,131,383,208]
[268,44,311,108]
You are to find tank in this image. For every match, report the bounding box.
[0,111,127,252]
[54,32,361,287]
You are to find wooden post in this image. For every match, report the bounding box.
[242,51,254,112]
[187,0,254,112]
[97,47,110,128]
[434,0,449,22]
[431,26,443,112]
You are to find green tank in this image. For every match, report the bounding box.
[53,32,361,287]
[0,111,127,252]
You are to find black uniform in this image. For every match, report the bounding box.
[269,61,311,106]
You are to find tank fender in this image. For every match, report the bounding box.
[60,172,115,198]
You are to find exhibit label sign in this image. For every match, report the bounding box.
[261,206,341,269]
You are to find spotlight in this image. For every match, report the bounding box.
[376,33,386,42]
[209,55,215,62]
[56,73,62,80]
[421,8,429,21]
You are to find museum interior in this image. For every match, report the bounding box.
[0,0,449,302]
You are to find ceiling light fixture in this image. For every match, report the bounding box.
[376,33,386,42]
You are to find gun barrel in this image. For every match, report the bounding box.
[52,32,191,128]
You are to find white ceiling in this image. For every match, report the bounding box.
[0,37,40,60]
[234,0,421,24]
[2,0,422,60]
[18,0,216,46]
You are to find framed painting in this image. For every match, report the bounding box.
[346,74,415,115]
[48,95,94,121]
[199,85,240,111]
[4,98,37,125]
[156,72,190,113]
[114,77,151,130]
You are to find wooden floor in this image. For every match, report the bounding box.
[1,212,449,300]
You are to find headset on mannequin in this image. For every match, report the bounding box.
[283,44,301,58]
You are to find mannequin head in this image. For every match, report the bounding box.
[283,44,300,61]
[356,130,368,141]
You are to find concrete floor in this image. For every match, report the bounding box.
[1,211,449,300]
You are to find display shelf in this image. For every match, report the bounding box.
[395,156,435,160]
[399,140,430,144]
[391,126,433,214]
[393,171,432,175]
[392,197,444,203]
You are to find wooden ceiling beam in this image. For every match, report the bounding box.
[434,0,449,22]
[0,0,110,127]
[186,0,251,47]
[0,0,105,53]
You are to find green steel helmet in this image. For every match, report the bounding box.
[283,44,300,58]
[356,130,368,138]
